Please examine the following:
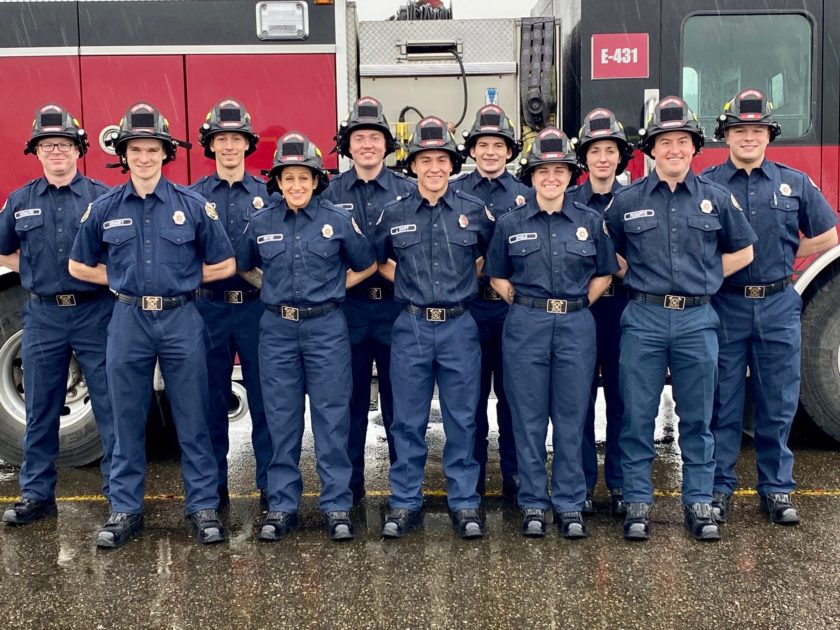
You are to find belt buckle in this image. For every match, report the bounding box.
[368,288,382,300]
[142,296,163,311]
[425,307,446,322]
[281,306,299,321]
[484,287,502,301]
[744,285,765,299]
[602,285,615,298]
[664,294,686,310]
[225,290,244,304]
[56,294,76,307]
[546,299,567,314]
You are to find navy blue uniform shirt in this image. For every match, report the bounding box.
[1,172,109,294]
[566,178,622,213]
[373,186,494,306]
[237,196,376,305]
[484,189,618,298]
[451,169,529,217]
[702,158,837,284]
[71,177,234,296]
[189,171,270,292]
[605,170,757,295]
[322,166,415,293]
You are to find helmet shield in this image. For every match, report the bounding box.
[198,98,259,159]
[517,126,580,187]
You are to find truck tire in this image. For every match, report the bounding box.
[0,281,103,467]
[800,274,840,442]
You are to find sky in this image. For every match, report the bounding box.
[353,0,532,21]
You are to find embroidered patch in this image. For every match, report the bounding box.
[509,232,538,244]
[515,195,526,207]
[700,199,713,213]
[334,203,354,210]
[172,210,186,225]
[103,218,133,230]
[808,177,821,191]
[623,209,655,221]
[351,217,363,235]
[730,194,743,211]
[322,224,334,238]
[252,196,265,209]
[576,227,589,241]
[14,208,42,220]
[459,214,469,228]
[205,201,219,220]
[257,233,283,244]
[390,224,416,235]
[80,203,92,223]
[779,183,792,197]
[603,220,610,236]
[485,206,495,222]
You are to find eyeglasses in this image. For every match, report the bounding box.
[38,142,75,153]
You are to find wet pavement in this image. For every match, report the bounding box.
[2,390,840,629]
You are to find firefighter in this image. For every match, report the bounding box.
[567,108,634,516]
[485,127,617,538]
[704,89,838,526]
[0,104,115,526]
[373,116,494,539]
[604,96,756,542]
[322,97,415,505]
[190,98,271,511]
[238,132,377,542]
[453,104,528,500]
[69,102,235,548]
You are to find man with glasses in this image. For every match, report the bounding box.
[1,104,115,526]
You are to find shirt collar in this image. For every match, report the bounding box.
[208,171,263,196]
[33,171,87,197]
[643,168,698,197]
[122,176,168,203]
[280,195,320,221]
[348,166,391,192]
[722,157,772,181]
[465,168,513,191]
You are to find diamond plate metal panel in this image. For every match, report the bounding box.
[358,18,516,69]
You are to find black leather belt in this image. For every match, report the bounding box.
[347,286,393,301]
[116,292,194,311]
[601,281,626,298]
[481,286,503,301]
[720,279,790,299]
[404,303,466,322]
[630,291,710,310]
[513,295,587,314]
[265,302,339,321]
[30,290,110,307]
[198,288,261,304]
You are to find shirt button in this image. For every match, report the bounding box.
[521,249,526,253]
[636,227,641,231]
[582,249,587,254]
[672,248,677,253]
[433,262,439,267]
[751,211,756,215]
[294,254,300,259]
[176,238,182,243]
[115,238,121,243]
[553,252,558,256]
[670,208,676,213]
[433,242,439,247]
[750,191,755,196]
[704,224,709,229]
[296,236,300,240]
[434,281,440,286]
[433,223,438,228]
[57,208,63,212]
[554,271,560,275]
[146,259,151,264]
[294,272,300,277]
[401,241,406,246]
[58,228,63,233]
[671,227,676,233]
[552,234,556,238]
[322,253,328,258]
[58,248,64,253]
[145,219,150,224]
[145,240,151,244]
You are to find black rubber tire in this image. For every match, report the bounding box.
[800,273,840,442]
[0,279,103,467]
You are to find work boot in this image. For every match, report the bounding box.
[258,511,298,541]
[683,503,721,541]
[381,508,422,539]
[450,508,485,539]
[187,509,226,544]
[760,493,800,525]
[2,498,57,526]
[609,488,626,517]
[711,492,732,524]
[96,512,144,548]
[623,502,652,541]
[521,508,547,538]
[555,511,587,539]
[325,511,355,541]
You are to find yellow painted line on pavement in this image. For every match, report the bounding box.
[3,488,840,503]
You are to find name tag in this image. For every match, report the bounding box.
[623,209,655,221]
[103,218,133,230]
[390,224,416,235]
[509,232,538,244]
[257,233,284,244]
[334,203,354,211]
[14,208,42,219]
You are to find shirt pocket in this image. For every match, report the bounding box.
[103,228,137,269]
[509,237,543,284]
[623,216,659,260]
[391,229,422,250]
[258,238,286,264]
[15,212,45,258]
[304,239,342,281]
[687,215,722,260]
[773,197,800,238]
[160,227,197,267]
[563,239,597,284]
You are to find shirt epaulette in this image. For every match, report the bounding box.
[453,188,485,208]
[320,198,354,221]
[173,184,207,204]
[571,200,603,218]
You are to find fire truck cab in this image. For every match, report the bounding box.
[0,0,838,465]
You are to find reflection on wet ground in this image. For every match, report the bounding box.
[2,389,840,629]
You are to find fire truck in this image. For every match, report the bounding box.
[0,0,838,466]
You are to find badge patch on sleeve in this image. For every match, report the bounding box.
[730,194,743,211]
[14,208,42,220]
[0,199,7,214]
[808,177,821,191]
[623,209,655,221]
[485,207,495,222]
[80,203,92,223]
[205,201,219,220]
[351,217,363,235]
[603,220,610,236]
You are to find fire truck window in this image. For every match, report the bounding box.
[682,14,813,139]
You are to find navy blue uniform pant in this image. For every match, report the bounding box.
[583,288,627,490]
[388,309,481,511]
[619,301,719,505]
[503,303,594,512]
[106,302,218,514]
[712,287,800,495]
[19,296,115,501]
[342,296,401,496]
[472,304,517,492]
[259,308,353,513]
[197,296,270,494]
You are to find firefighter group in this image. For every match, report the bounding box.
[0,89,836,549]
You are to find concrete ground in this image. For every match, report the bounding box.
[2,389,839,629]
